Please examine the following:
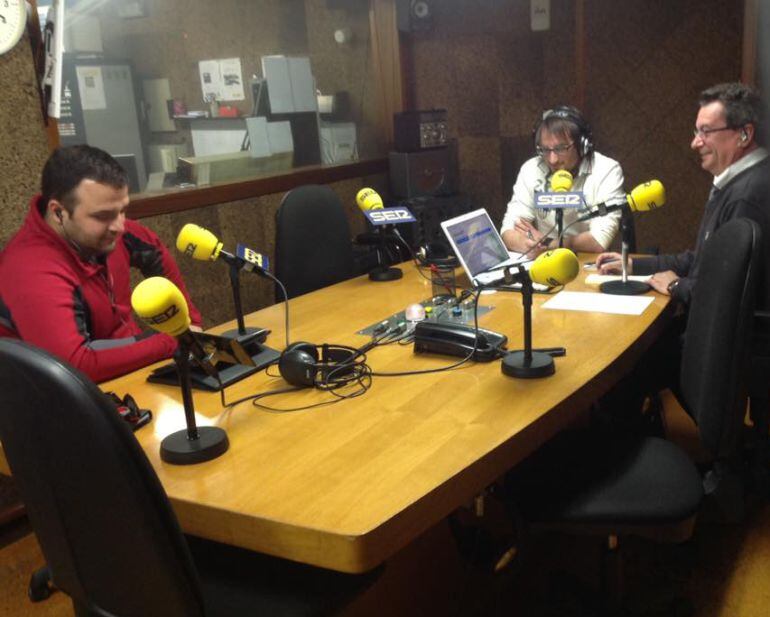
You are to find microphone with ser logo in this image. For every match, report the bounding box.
[576,179,665,223]
[355,187,415,282]
[579,180,666,295]
[176,223,270,275]
[502,248,580,379]
[504,246,580,288]
[533,171,583,247]
[176,223,270,340]
[131,277,229,465]
[550,169,573,192]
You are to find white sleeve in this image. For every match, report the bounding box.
[586,157,625,249]
[500,159,540,234]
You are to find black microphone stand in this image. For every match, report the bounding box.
[501,266,560,378]
[368,226,403,282]
[222,260,265,339]
[600,207,650,295]
[160,339,229,465]
[555,209,565,248]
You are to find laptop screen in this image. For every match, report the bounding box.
[441,209,511,278]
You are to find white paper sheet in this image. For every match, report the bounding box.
[199,60,222,101]
[219,57,245,101]
[542,291,654,315]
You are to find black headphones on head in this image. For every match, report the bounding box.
[278,342,366,389]
[534,106,594,158]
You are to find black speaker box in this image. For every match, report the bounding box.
[396,0,434,32]
[397,194,473,249]
[389,143,458,199]
[394,109,448,151]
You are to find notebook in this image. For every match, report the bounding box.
[440,208,529,287]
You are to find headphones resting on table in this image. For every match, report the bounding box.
[534,105,594,158]
[278,342,367,389]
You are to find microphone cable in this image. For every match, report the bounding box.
[377,228,459,290]
[222,345,374,413]
[266,270,291,349]
[223,329,408,412]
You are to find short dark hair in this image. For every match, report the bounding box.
[534,105,594,158]
[40,145,128,213]
[699,82,765,146]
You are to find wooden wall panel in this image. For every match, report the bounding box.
[0,32,50,249]
[407,0,743,253]
[137,174,381,327]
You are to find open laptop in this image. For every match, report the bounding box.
[441,208,531,287]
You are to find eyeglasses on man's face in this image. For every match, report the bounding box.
[692,125,737,140]
[536,142,574,156]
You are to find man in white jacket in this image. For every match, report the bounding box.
[501,105,625,256]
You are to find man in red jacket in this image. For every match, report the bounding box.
[0,145,201,383]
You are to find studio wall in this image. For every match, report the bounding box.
[405,0,743,254]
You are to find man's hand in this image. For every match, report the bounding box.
[649,270,678,295]
[596,252,630,274]
[513,219,551,255]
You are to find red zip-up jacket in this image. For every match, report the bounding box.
[0,196,202,383]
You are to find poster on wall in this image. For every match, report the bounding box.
[219,58,244,101]
[75,66,107,110]
[198,58,245,102]
[199,59,222,102]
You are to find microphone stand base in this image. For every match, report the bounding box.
[501,351,555,378]
[160,426,229,465]
[369,267,403,282]
[220,326,267,340]
[600,280,651,295]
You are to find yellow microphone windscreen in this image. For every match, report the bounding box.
[627,180,665,212]
[550,170,574,192]
[530,248,580,287]
[176,223,223,262]
[131,277,191,337]
[356,187,384,211]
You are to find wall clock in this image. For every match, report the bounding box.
[0,0,26,56]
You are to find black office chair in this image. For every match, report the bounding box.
[505,218,761,608]
[275,185,355,300]
[747,317,770,495]
[0,339,377,617]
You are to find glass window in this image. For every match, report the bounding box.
[39,0,386,197]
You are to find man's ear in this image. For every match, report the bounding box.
[741,124,755,145]
[48,200,65,223]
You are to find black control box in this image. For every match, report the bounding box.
[394,109,448,152]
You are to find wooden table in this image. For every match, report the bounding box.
[2,259,672,573]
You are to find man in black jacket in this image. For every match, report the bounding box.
[595,82,769,424]
[596,82,769,303]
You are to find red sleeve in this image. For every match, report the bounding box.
[121,220,203,326]
[3,266,178,383]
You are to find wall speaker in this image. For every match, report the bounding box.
[389,141,458,199]
[397,0,434,32]
[396,194,473,250]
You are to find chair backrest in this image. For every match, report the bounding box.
[275,184,354,299]
[680,218,761,459]
[0,339,205,617]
